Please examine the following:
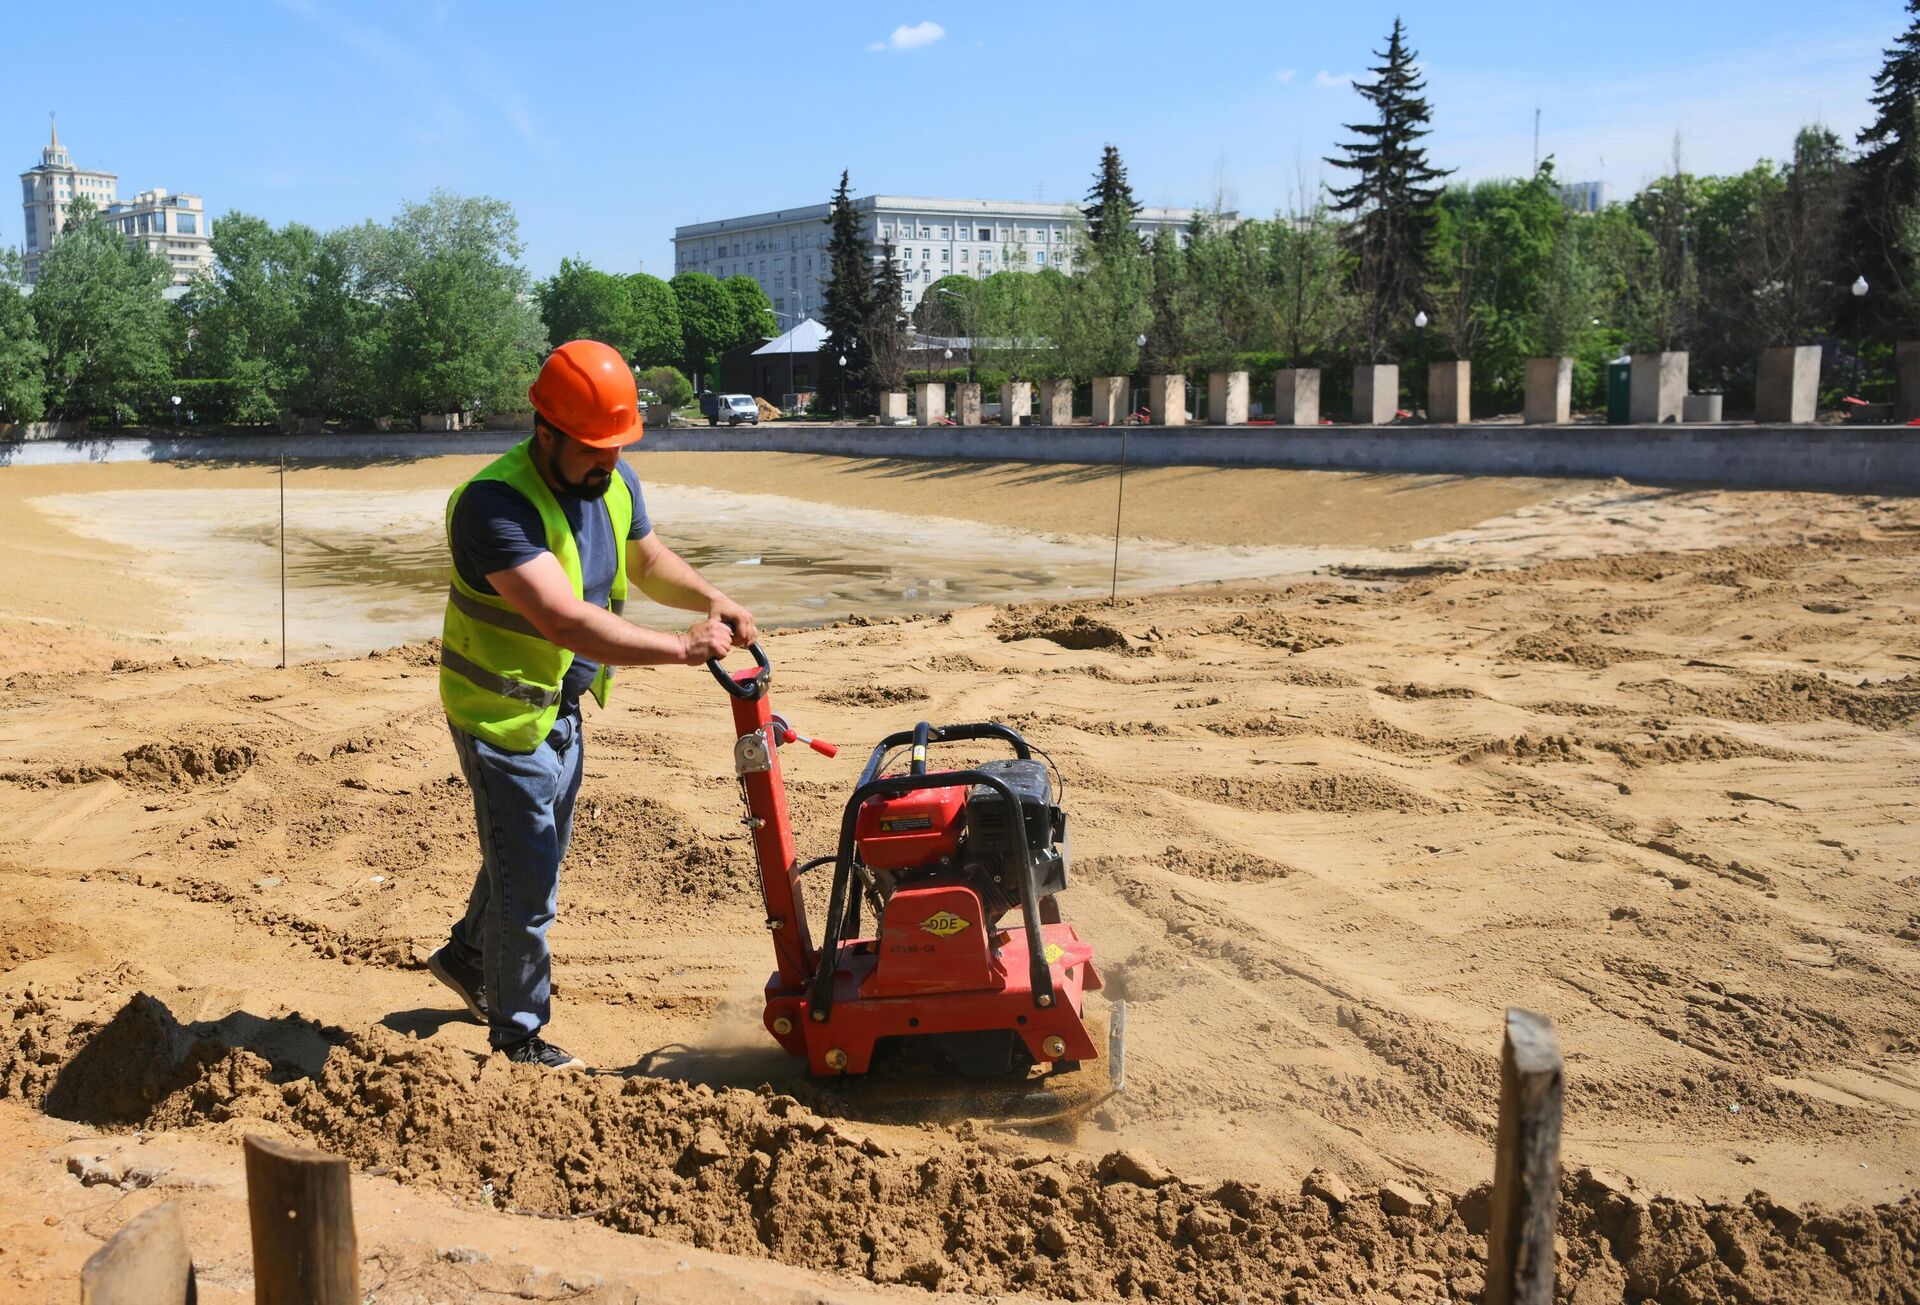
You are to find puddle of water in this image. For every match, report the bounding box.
[31,482,1404,662]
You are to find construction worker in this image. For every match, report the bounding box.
[428,339,756,1070]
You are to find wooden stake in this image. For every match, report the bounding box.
[81,1199,196,1305]
[243,1134,358,1305]
[1485,1007,1563,1305]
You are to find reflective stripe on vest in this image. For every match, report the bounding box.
[438,438,632,752]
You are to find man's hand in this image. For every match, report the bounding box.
[681,616,734,666]
[708,593,759,646]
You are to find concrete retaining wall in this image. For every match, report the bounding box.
[5,423,1918,494]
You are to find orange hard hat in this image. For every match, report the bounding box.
[527,339,644,447]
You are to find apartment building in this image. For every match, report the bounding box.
[18,120,213,286]
[674,194,1214,319]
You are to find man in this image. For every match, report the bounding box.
[428,338,756,1070]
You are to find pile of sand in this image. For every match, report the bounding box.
[5,983,1915,1303]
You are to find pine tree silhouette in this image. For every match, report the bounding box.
[1083,144,1144,256]
[1325,17,1451,361]
[820,170,873,415]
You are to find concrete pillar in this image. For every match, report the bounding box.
[878,391,909,424]
[1524,357,1573,425]
[1427,360,1470,423]
[1895,342,1920,420]
[1274,368,1320,425]
[1000,381,1031,426]
[1207,371,1249,425]
[1353,364,1399,424]
[1149,374,1187,426]
[1038,378,1073,425]
[955,383,982,426]
[1628,352,1687,424]
[1092,376,1127,425]
[1682,393,1723,423]
[914,381,947,426]
[418,412,462,431]
[1755,346,1820,424]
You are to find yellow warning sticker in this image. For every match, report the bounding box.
[1044,943,1064,965]
[919,910,971,938]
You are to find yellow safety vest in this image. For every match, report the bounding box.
[439,439,632,752]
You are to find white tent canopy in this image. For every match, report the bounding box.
[751,318,829,355]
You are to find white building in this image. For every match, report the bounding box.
[674,194,1217,318]
[101,189,213,286]
[17,120,213,286]
[1559,180,1610,215]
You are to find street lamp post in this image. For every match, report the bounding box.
[1852,275,1870,411]
[170,394,181,428]
[934,286,974,385]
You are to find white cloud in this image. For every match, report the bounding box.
[1271,68,1297,84]
[1314,70,1353,89]
[872,21,945,52]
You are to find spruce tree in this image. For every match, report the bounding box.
[1325,17,1452,361]
[1849,0,1920,327]
[819,170,873,414]
[1082,145,1143,256]
[865,241,910,396]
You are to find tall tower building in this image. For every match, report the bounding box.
[18,117,118,282]
[18,118,212,287]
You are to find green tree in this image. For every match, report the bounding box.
[1142,230,1195,373]
[536,257,634,352]
[1623,153,1701,353]
[864,242,911,396]
[1743,127,1851,348]
[1082,144,1144,256]
[1267,200,1355,366]
[1427,167,1575,404]
[974,267,1065,383]
[31,200,177,422]
[0,249,48,423]
[819,170,873,413]
[1849,0,1920,330]
[720,274,778,345]
[289,225,389,420]
[1181,218,1274,370]
[911,274,978,335]
[1054,214,1151,381]
[179,212,326,422]
[637,364,693,410]
[625,273,683,369]
[668,271,735,389]
[1325,17,1452,360]
[361,191,544,417]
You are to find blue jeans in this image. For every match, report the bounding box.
[443,706,583,1048]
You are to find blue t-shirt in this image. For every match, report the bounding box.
[449,458,653,706]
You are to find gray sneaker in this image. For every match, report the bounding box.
[500,1036,585,1071]
[427,946,487,1023]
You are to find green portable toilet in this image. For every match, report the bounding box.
[1606,358,1632,423]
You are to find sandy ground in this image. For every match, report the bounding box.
[1,454,1917,1302]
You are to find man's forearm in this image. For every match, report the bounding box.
[545,601,691,667]
[636,545,721,613]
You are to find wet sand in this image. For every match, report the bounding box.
[1,453,1915,1303]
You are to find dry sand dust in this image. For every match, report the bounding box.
[0,452,1916,1303]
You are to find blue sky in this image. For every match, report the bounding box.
[1,1,1900,280]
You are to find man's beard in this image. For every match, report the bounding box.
[542,440,613,499]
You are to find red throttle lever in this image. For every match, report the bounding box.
[770,714,838,758]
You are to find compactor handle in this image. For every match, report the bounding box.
[779,725,839,758]
[706,639,771,700]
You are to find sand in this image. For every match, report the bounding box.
[0,453,1916,1302]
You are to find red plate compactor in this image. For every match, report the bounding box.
[710,641,1121,1090]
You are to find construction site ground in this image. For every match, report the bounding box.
[0,452,1915,1303]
